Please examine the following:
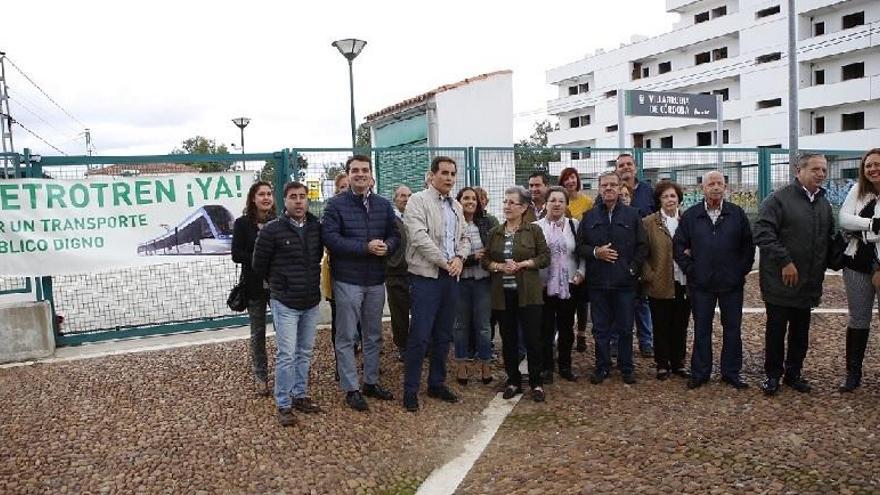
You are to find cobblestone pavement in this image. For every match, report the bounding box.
[3,275,876,494]
[457,313,880,494]
[0,324,499,494]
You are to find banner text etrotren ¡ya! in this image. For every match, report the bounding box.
[0,173,255,276]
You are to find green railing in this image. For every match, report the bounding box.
[0,146,865,345]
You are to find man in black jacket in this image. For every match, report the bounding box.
[674,171,755,390]
[386,185,412,362]
[252,182,323,427]
[576,171,648,385]
[753,153,832,395]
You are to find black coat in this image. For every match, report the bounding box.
[673,201,755,292]
[252,212,323,310]
[576,201,649,291]
[753,181,834,308]
[232,215,268,301]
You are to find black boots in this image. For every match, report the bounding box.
[840,327,870,393]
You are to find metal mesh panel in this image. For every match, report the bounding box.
[375,147,469,200]
[0,277,29,293]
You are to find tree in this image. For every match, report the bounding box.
[171,136,231,172]
[356,123,372,149]
[513,120,560,185]
[259,154,309,184]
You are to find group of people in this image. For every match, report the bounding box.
[231,148,880,426]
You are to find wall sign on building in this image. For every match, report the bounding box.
[626,90,719,119]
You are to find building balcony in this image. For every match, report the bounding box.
[798,22,879,62]
[801,128,880,149]
[547,126,601,146]
[666,0,702,13]
[798,0,855,15]
[800,75,879,110]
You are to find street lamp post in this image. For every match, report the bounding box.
[331,38,367,148]
[231,117,250,170]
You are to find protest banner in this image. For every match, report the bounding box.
[0,173,255,276]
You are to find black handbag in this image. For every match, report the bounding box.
[227,270,248,312]
[826,230,847,272]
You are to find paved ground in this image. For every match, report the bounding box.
[3,273,879,494]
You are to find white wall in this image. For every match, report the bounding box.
[434,72,513,147]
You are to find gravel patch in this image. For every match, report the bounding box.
[0,324,498,494]
[457,313,880,494]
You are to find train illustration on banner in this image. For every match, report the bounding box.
[137,205,235,256]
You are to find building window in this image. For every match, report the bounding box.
[814,22,825,36]
[569,117,580,128]
[756,52,782,64]
[756,98,783,109]
[642,67,650,78]
[579,83,589,93]
[756,5,781,19]
[713,88,730,101]
[815,116,825,134]
[842,112,865,131]
[606,124,618,132]
[697,131,713,146]
[645,139,652,149]
[695,11,710,24]
[660,136,674,148]
[815,69,825,85]
[842,62,865,81]
[712,6,727,18]
[568,86,578,96]
[713,47,728,61]
[712,129,730,144]
[571,151,580,160]
[581,115,591,126]
[695,51,711,65]
[605,90,618,98]
[842,11,865,30]
[659,61,672,74]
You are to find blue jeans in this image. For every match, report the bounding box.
[690,288,744,381]
[405,272,459,394]
[590,289,636,374]
[333,281,385,392]
[453,277,492,361]
[269,299,319,409]
[610,296,654,349]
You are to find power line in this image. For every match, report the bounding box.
[2,114,68,155]
[8,95,81,141]
[5,56,87,128]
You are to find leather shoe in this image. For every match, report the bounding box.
[656,368,670,380]
[721,375,749,390]
[292,397,321,413]
[277,407,296,427]
[558,369,578,382]
[346,391,369,411]
[640,345,655,358]
[589,369,609,385]
[531,387,545,402]
[363,383,394,401]
[403,392,419,412]
[687,377,708,390]
[622,372,636,385]
[783,375,812,393]
[427,386,459,403]
[502,385,523,399]
[671,367,691,378]
[761,377,780,396]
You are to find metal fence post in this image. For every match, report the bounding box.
[633,148,645,181]
[275,149,289,216]
[758,147,771,201]
[472,147,481,187]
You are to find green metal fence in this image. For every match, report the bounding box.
[0,146,866,345]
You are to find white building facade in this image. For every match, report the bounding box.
[546,0,880,152]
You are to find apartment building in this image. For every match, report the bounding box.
[546,0,880,154]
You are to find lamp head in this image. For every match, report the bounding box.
[331,39,367,61]
[231,117,251,129]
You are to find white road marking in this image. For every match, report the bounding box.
[416,393,521,495]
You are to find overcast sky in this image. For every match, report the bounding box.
[3,1,678,157]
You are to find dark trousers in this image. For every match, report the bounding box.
[590,289,636,374]
[500,290,543,388]
[541,290,576,374]
[247,296,270,381]
[404,272,459,394]
[648,282,690,370]
[764,303,811,379]
[386,274,411,351]
[690,287,744,381]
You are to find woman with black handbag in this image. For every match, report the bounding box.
[839,148,880,393]
[232,180,276,396]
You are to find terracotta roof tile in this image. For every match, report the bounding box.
[365,70,512,122]
[86,163,201,176]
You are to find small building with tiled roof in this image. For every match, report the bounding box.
[85,163,200,176]
[364,70,514,208]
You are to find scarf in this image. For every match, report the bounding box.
[545,218,570,299]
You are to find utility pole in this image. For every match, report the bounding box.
[787,0,799,178]
[84,128,92,169]
[0,51,16,171]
